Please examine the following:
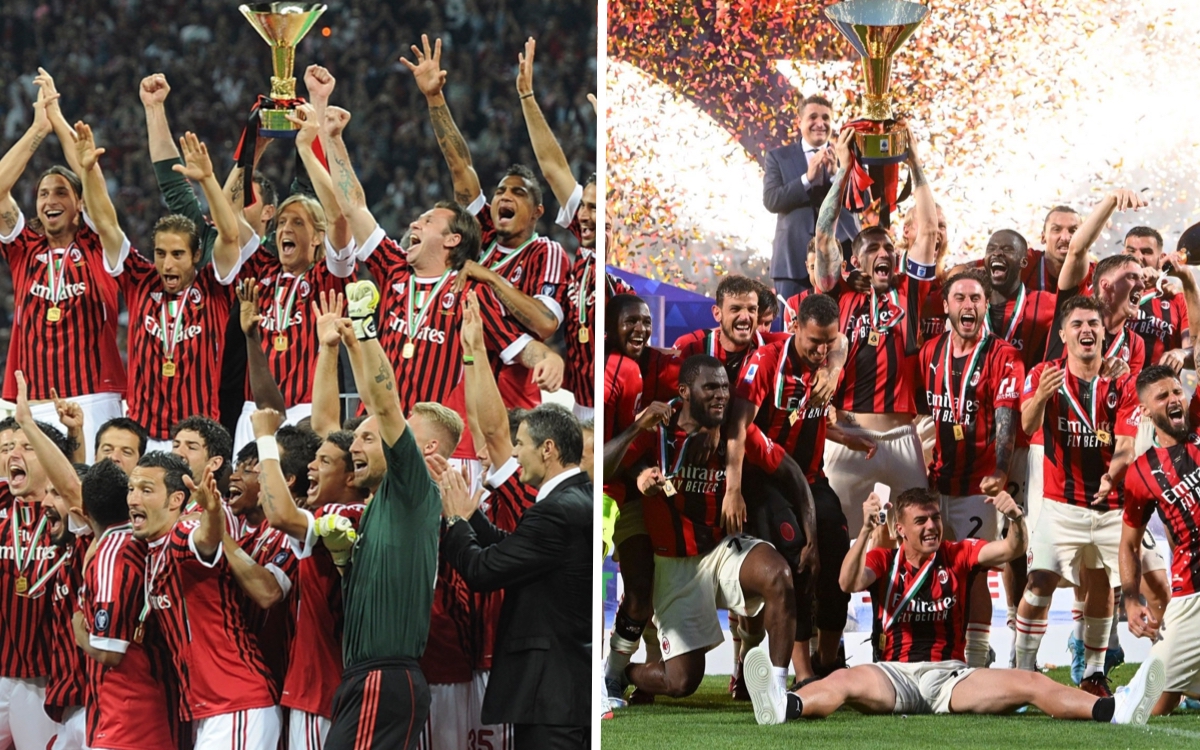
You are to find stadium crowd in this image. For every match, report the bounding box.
[0,6,596,749]
[602,93,1200,728]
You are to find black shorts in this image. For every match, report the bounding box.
[326,658,430,750]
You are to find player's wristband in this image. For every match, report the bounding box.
[256,436,280,462]
[519,92,534,100]
[463,355,475,366]
[905,256,937,280]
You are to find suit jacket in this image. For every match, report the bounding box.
[764,142,860,284]
[442,471,593,727]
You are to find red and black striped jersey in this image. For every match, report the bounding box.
[606,273,635,300]
[475,202,570,408]
[113,250,238,439]
[783,291,810,330]
[237,523,298,690]
[1044,286,1145,373]
[0,211,126,400]
[0,498,57,678]
[916,277,946,345]
[674,328,758,385]
[866,539,986,663]
[623,419,783,557]
[44,535,88,721]
[1017,249,1094,294]
[1124,418,1200,598]
[736,336,832,483]
[1022,359,1139,511]
[986,286,1057,373]
[1129,291,1188,366]
[604,353,642,442]
[828,274,933,414]
[562,249,597,409]
[358,228,530,458]
[82,525,177,749]
[283,502,367,718]
[639,347,681,403]
[240,251,353,407]
[919,334,1024,496]
[147,519,277,721]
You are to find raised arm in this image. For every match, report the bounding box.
[343,281,408,445]
[51,389,87,465]
[401,34,481,205]
[37,69,85,179]
[905,128,937,269]
[1059,189,1147,290]
[813,129,854,292]
[839,493,883,593]
[310,291,345,438]
[237,280,287,413]
[975,492,1027,567]
[251,408,311,541]
[13,372,80,510]
[461,292,512,466]
[140,73,180,162]
[516,38,577,206]
[73,122,126,269]
[0,81,58,235]
[321,110,378,248]
[173,132,242,278]
[296,68,352,251]
[186,467,223,561]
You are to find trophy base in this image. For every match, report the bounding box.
[853,124,909,165]
[259,107,299,138]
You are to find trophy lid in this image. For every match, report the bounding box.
[824,0,928,59]
[239,3,328,47]
[1178,221,1200,265]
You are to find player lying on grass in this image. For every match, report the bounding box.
[744,488,1165,725]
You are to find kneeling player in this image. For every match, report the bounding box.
[745,488,1164,725]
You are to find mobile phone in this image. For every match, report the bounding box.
[873,482,891,525]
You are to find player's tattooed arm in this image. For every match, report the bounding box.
[343,325,410,447]
[993,406,1016,475]
[251,408,312,540]
[223,535,285,609]
[0,78,59,234]
[813,167,848,293]
[428,104,482,206]
[906,126,938,268]
[472,266,559,340]
[517,340,564,392]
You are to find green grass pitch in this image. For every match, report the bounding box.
[601,666,1200,749]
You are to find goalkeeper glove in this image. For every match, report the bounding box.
[314,514,358,566]
[345,280,380,341]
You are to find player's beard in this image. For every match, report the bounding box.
[1152,410,1190,444]
[689,392,726,429]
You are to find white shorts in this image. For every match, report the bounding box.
[1150,594,1200,695]
[50,705,85,750]
[824,422,928,537]
[938,494,998,542]
[19,392,124,464]
[287,709,330,750]
[146,438,172,454]
[612,497,648,551]
[415,671,512,750]
[1029,500,1122,587]
[0,676,58,750]
[193,706,281,750]
[235,401,315,454]
[877,660,975,714]
[1025,445,1045,530]
[915,414,936,467]
[653,535,766,660]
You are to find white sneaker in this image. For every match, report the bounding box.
[743,635,786,725]
[1112,656,1166,725]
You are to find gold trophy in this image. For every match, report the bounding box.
[824,0,928,163]
[239,2,328,137]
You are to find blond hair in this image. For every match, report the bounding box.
[411,402,464,458]
[276,194,328,261]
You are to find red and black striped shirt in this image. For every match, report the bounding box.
[147,519,277,721]
[1022,359,1139,511]
[0,498,56,678]
[1125,419,1200,598]
[737,336,832,483]
[866,539,985,663]
[603,353,642,442]
[1044,286,1146,373]
[562,249,597,409]
[639,347,681,404]
[0,211,125,400]
[44,535,88,722]
[1129,291,1188,366]
[986,286,1057,373]
[82,525,177,749]
[1017,249,1094,294]
[829,274,933,414]
[113,250,238,439]
[606,273,635,300]
[674,328,761,385]
[237,523,298,691]
[623,419,783,557]
[241,252,353,407]
[919,334,1024,496]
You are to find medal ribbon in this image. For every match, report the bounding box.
[772,335,806,412]
[704,329,719,357]
[46,246,71,306]
[656,399,692,479]
[139,541,169,626]
[984,284,1025,342]
[1059,374,1101,437]
[10,510,48,578]
[880,548,938,634]
[406,272,453,343]
[1137,274,1168,307]
[1104,328,1127,360]
[483,233,540,273]
[942,334,989,425]
[24,546,70,598]
[869,288,905,333]
[274,272,306,333]
[158,296,188,361]
[576,254,592,328]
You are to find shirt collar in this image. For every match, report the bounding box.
[535,467,583,503]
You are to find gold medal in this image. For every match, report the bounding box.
[879,632,887,652]
[578,328,589,344]
[14,576,27,595]
[46,306,61,322]
[402,342,416,359]
[133,624,144,644]
[274,335,288,352]
[953,424,965,441]
[789,409,801,425]
[162,360,176,378]
[662,478,677,497]
[1096,429,1111,446]
[867,330,880,346]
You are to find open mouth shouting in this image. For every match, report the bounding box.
[161,273,183,293]
[496,202,518,230]
[729,315,755,343]
[43,506,63,540]
[872,256,893,286]
[1167,400,1186,431]
[7,460,27,494]
[958,308,979,335]
[988,256,1011,285]
[1078,329,1098,353]
[624,329,647,358]
[279,236,299,261]
[129,507,148,534]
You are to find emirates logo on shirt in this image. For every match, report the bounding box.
[385,310,447,345]
[1155,464,1200,510]
[30,280,87,302]
[144,315,204,342]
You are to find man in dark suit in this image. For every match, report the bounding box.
[765,94,860,299]
[440,404,593,750]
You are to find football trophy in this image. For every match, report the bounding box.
[239,2,328,138]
